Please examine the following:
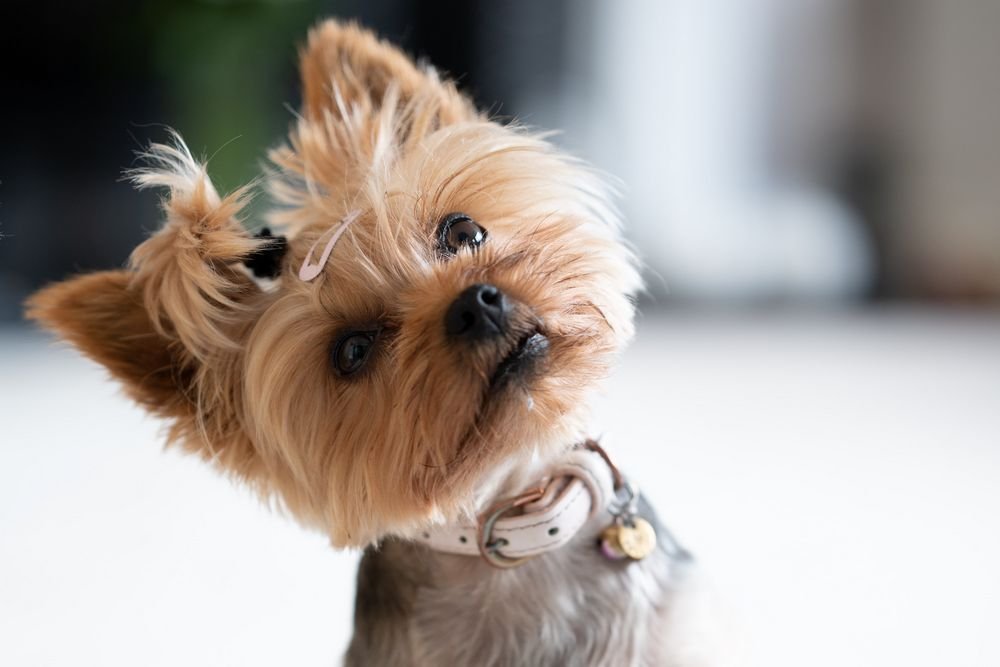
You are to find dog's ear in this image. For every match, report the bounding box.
[26,135,275,474]
[269,21,478,228]
[298,20,475,127]
[26,270,191,416]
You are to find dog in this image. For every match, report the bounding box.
[28,20,707,666]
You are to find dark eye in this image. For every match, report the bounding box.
[331,331,376,377]
[438,212,487,256]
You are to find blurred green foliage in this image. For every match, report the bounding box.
[143,0,326,216]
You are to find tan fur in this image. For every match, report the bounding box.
[26,270,184,414]
[25,21,671,663]
[29,19,640,548]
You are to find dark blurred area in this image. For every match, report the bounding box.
[2,0,999,322]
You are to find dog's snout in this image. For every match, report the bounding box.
[445,284,508,340]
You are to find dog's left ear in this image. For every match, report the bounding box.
[298,20,475,128]
[270,20,478,227]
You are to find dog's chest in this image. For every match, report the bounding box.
[407,534,676,666]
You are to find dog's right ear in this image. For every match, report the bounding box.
[26,270,192,418]
[27,134,275,468]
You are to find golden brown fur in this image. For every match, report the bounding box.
[22,23,691,665]
[15,21,736,665]
[29,20,640,549]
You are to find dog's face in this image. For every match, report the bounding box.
[28,21,640,546]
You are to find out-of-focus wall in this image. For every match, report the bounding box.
[852,0,1000,300]
[546,0,875,303]
[519,0,1000,303]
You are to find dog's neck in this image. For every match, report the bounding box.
[419,443,620,567]
[472,446,564,511]
[346,446,693,666]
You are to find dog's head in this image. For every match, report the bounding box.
[27,21,641,546]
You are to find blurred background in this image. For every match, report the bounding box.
[1,1,998,666]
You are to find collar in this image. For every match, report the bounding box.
[420,442,621,568]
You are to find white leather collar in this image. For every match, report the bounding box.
[419,447,617,566]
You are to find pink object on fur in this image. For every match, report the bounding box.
[298,210,362,281]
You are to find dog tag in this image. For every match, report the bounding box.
[600,524,629,560]
[616,517,657,560]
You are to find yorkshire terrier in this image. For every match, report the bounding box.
[28,20,705,666]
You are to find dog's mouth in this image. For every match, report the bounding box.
[489,328,549,390]
[446,323,557,467]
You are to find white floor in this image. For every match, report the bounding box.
[2,309,998,666]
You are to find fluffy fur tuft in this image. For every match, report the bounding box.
[128,133,262,361]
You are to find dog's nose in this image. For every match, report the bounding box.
[445,284,508,340]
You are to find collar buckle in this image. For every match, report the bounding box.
[476,484,547,569]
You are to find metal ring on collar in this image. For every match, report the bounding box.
[476,485,547,569]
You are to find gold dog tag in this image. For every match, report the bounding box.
[600,524,627,559]
[616,517,657,560]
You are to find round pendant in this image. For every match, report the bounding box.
[616,517,657,560]
[600,525,629,560]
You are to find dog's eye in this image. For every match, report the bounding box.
[438,213,487,256]
[331,331,376,377]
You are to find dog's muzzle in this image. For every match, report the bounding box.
[445,283,509,341]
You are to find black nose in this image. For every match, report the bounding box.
[445,284,508,340]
